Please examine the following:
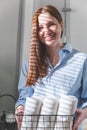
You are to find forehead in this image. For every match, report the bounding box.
[38,12,57,25]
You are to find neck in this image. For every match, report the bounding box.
[48,54,60,67]
[46,43,63,58]
[46,43,64,67]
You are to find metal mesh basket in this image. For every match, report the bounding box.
[16,114,74,130]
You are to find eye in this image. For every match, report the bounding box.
[48,22,56,27]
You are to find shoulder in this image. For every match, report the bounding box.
[73,49,87,69]
[72,48,87,58]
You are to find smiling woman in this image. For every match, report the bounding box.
[15,4,87,130]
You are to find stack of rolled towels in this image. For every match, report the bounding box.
[21,95,78,130]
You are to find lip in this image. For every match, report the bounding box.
[44,32,56,41]
[45,37,54,41]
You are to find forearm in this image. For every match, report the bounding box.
[15,86,34,108]
[82,107,87,118]
[72,108,87,130]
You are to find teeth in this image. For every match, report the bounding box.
[45,33,55,38]
[50,32,56,37]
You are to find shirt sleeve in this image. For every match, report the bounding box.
[15,60,34,108]
[81,57,87,109]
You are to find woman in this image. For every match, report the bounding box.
[15,5,87,130]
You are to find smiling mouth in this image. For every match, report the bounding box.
[45,32,56,41]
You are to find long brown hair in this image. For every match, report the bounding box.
[26,5,63,86]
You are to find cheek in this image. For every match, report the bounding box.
[50,25,57,31]
[38,32,43,40]
[56,27,62,36]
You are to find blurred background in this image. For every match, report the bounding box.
[0,0,87,129]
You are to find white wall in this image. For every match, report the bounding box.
[20,0,34,66]
[70,0,87,53]
[0,0,20,113]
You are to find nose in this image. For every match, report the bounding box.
[42,25,49,32]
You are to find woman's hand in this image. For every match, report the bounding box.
[72,108,87,130]
[15,105,24,129]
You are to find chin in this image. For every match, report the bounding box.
[45,40,55,46]
[45,43,55,47]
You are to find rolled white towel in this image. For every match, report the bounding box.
[58,95,78,116]
[54,95,78,130]
[21,96,42,130]
[37,96,59,130]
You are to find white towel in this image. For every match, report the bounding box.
[37,96,59,130]
[58,95,78,115]
[54,95,78,130]
[21,96,42,130]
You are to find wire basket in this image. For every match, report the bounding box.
[16,114,74,130]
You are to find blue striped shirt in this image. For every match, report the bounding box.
[15,43,87,111]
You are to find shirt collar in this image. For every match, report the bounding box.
[47,43,72,69]
[62,42,72,53]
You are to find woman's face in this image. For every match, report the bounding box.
[38,12,64,47]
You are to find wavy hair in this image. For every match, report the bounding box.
[26,5,63,86]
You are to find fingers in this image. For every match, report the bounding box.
[72,116,82,130]
[75,109,82,114]
[15,105,24,129]
[15,105,24,114]
[72,109,84,130]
